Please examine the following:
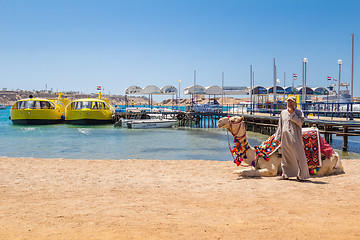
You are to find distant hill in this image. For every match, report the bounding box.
[0,90,154,106]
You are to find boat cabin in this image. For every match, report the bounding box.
[68,100,111,110]
[12,99,56,110]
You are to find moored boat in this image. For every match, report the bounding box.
[65,93,114,125]
[10,93,69,125]
[125,118,177,129]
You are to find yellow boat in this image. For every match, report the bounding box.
[10,93,69,125]
[65,93,114,125]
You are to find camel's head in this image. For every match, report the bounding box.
[217,116,244,129]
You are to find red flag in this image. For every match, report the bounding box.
[293,73,298,80]
[327,76,331,81]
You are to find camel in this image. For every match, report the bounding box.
[218,116,344,177]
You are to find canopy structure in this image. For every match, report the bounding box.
[285,87,299,94]
[160,85,177,95]
[142,85,161,94]
[297,87,314,95]
[313,87,329,95]
[251,86,267,95]
[125,85,177,95]
[205,85,222,95]
[183,85,207,95]
[223,86,248,95]
[125,86,143,95]
[183,85,248,95]
[124,85,178,108]
[267,86,285,94]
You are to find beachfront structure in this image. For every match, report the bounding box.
[125,85,179,107]
[297,86,314,95]
[267,86,285,94]
[125,84,332,107]
[125,85,178,95]
[161,86,178,95]
[313,87,329,95]
[285,87,299,94]
[142,85,161,94]
[183,85,250,105]
[223,86,248,95]
[183,85,207,95]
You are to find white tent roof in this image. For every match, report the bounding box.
[183,85,207,95]
[125,85,178,95]
[142,85,161,94]
[125,86,143,95]
[205,85,222,95]
[160,85,177,95]
[223,86,248,95]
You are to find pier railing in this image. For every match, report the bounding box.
[223,102,360,120]
[115,102,360,121]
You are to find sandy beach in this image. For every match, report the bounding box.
[1,157,359,240]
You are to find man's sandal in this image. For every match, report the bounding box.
[278,175,289,180]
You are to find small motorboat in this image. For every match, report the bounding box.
[114,111,177,129]
[125,118,177,129]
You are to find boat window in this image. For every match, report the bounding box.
[83,102,92,109]
[73,101,92,110]
[16,101,23,109]
[21,101,35,109]
[39,101,54,109]
[33,101,41,109]
[73,102,80,110]
[92,102,99,109]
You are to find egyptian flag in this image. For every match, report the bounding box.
[97,86,102,91]
[327,76,331,81]
[293,73,298,80]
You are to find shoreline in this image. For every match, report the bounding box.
[1,157,360,239]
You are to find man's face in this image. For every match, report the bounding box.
[287,100,296,109]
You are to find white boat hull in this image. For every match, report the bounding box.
[126,119,176,129]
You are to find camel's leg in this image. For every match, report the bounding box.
[233,167,277,177]
[256,168,278,177]
[317,155,344,176]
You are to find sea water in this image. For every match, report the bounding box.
[0,107,359,160]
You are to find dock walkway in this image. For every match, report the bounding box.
[114,111,360,151]
[241,113,360,151]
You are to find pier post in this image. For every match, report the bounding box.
[342,126,348,151]
[324,125,330,143]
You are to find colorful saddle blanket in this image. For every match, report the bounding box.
[302,128,321,168]
[257,128,334,169]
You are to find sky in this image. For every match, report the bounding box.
[0,0,359,100]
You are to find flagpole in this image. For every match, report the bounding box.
[284,72,286,101]
[273,58,276,116]
[250,65,252,115]
[351,33,354,102]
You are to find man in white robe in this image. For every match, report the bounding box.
[274,96,310,181]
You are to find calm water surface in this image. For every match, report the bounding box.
[1,107,359,160]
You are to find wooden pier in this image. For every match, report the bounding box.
[232,114,360,151]
[114,111,360,151]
